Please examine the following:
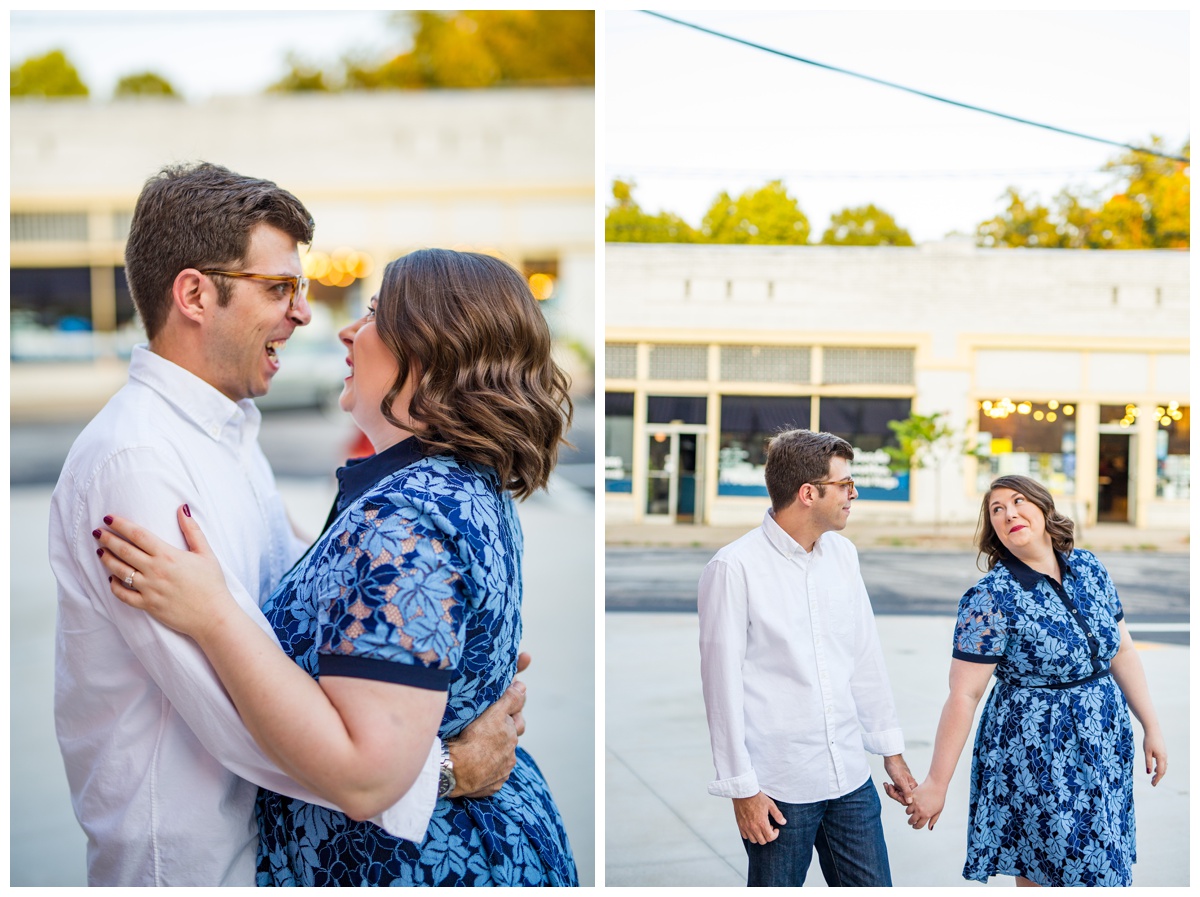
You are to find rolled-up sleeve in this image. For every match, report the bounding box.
[848,565,905,757]
[698,559,760,798]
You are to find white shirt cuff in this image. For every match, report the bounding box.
[861,728,905,757]
[707,769,760,799]
[370,737,441,840]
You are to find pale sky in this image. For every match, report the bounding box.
[606,10,1190,243]
[10,10,400,101]
[10,10,1191,244]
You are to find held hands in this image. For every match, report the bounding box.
[1143,729,1168,786]
[881,753,917,808]
[733,791,786,845]
[94,506,235,643]
[444,651,532,799]
[904,779,947,831]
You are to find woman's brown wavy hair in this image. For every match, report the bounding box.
[975,474,1075,571]
[374,248,572,499]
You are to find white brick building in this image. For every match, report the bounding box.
[605,241,1188,530]
[11,89,594,365]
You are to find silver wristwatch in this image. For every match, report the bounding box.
[437,741,456,799]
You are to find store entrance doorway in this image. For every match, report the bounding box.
[1096,432,1133,523]
[644,427,707,524]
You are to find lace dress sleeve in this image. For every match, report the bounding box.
[952,582,1007,664]
[316,497,472,687]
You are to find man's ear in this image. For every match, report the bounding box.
[171,268,211,325]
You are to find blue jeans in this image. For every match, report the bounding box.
[743,777,891,887]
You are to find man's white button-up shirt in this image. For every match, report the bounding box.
[698,509,904,804]
[50,346,438,886]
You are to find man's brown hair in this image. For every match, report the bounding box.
[124,162,314,339]
[764,429,855,512]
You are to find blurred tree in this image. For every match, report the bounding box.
[114,71,179,98]
[11,49,88,97]
[700,180,810,244]
[820,204,914,246]
[268,54,333,92]
[977,187,1062,248]
[1095,137,1190,249]
[605,179,697,243]
[341,10,594,90]
[976,137,1189,249]
[885,411,965,529]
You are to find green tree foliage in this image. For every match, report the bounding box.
[268,54,333,92]
[976,137,1189,249]
[700,180,810,244]
[314,10,593,92]
[114,71,179,98]
[605,180,697,243]
[11,49,88,97]
[977,188,1061,248]
[885,411,965,528]
[820,204,914,246]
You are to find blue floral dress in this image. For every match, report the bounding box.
[952,548,1134,887]
[253,438,577,886]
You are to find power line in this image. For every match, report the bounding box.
[642,10,1190,165]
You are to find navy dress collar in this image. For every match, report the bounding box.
[997,548,1072,591]
[334,436,425,512]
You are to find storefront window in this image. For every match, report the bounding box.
[1156,402,1189,500]
[820,397,911,501]
[12,266,94,360]
[976,399,1076,496]
[604,392,635,493]
[717,395,810,496]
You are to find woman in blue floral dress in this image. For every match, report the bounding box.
[905,475,1166,887]
[95,249,577,886]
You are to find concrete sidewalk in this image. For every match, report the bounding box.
[605,612,1190,887]
[12,475,595,886]
[607,520,1190,555]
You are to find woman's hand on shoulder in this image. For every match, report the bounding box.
[94,505,237,642]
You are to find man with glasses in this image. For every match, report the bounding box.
[49,162,525,885]
[699,428,916,886]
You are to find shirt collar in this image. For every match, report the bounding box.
[127,344,259,442]
[761,507,819,559]
[334,436,425,511]
[997,547,1072,590]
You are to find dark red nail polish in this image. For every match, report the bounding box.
[108,576,112,583]
[92,529,101,539]
[183,504,191,518]
[96,548,104,557]
[103,516,113,525]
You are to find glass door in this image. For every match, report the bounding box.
[645,431,678,521]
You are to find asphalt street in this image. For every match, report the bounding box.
[605,546,1190,644]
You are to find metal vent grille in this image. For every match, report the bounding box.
[823,347,914,385]
[720,345,811,383]
[11,212,88,242]
[648,344,708,381]
[113,211,134,241]
[605,343,638,379]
